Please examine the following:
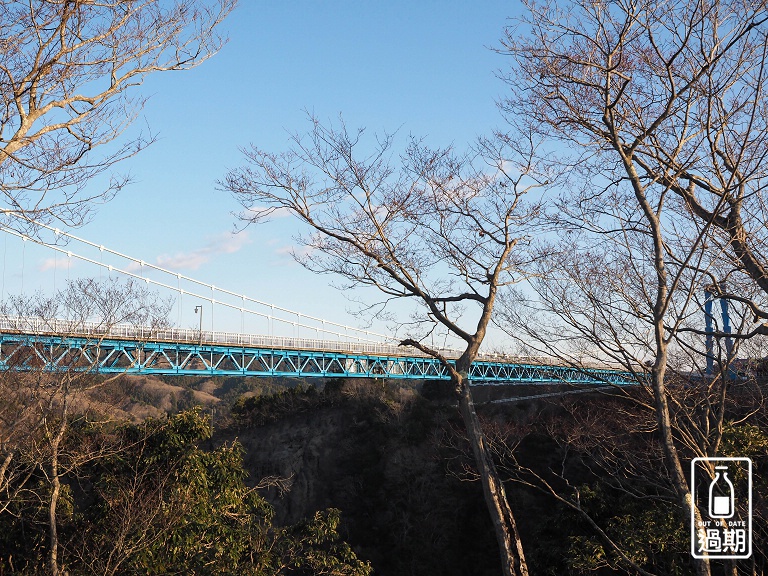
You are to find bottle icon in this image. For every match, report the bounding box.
[709,465,734,518]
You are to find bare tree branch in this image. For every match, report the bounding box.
[0,0,237,232]
[222,115,550,576]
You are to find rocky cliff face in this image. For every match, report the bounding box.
[237,407,355,524]
[224,381,503,575]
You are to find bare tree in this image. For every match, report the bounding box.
[0,0,236,231]
[498,230,763,573]
[222,117,546,576]
[501,0,768,320]
[0,277,172,575]
[499,1,768,574]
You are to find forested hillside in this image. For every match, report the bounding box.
[1,374,765,574]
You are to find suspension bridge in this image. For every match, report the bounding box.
[0,222,637,388]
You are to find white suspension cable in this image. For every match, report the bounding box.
[0,223,390,343]
[2,232,6,302]
[21,236,26,294]
[30,221,387,341]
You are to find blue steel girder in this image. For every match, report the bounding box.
[0,333,636,386]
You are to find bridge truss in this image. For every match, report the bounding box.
[0,330,637,386]
[0,223,639,389]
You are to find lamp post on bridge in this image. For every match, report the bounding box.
[194,305,203,346]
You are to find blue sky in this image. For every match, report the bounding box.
[3,1,523,344]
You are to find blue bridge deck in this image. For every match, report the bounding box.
[0,324,637,386]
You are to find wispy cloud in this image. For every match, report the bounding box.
[156,252,211,271]
[38,257,75,272]
[239,206,293,220]
[131,232,250,272]
[273,243,315,264]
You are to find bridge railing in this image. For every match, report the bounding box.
[0,315,621,370]
[0,315,452,357]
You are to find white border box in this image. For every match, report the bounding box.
[691,457,752,559]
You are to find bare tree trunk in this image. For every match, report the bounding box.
[48,459,61,576]
[47,402,68,576]
[458,379,528,576]
[651,361,711,576]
